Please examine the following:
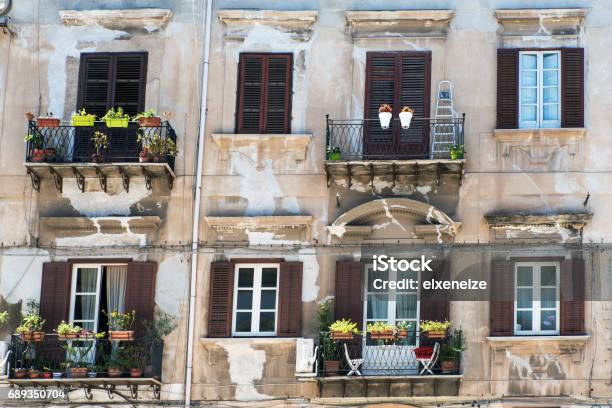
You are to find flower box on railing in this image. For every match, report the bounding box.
[330,331,354,340]
[105,118,129,128]
[72,116,95,127]
[109,330,134,341]
[37,118,60,128]
[138,117,161,127]
[413,346,434,359]
[369,330,395,340]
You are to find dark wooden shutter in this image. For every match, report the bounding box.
[77,54,113,118]
[334,261,364,329]
[236,53,292,134]
[497,49,519,129]
[419,260,449,322]
[277,262,302,337]
[40,262,72,331]
[125,262,157,336]
[490,260,514,336]
[561,48,584,128]
[560,258,585,335]
[208,262,235,338]
[112,54,148,117]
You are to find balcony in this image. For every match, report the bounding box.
[7,334,162,400]
[325,116,465,188]
[315,331,462,398]
[24,120,177,193]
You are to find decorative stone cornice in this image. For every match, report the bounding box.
[218,10,317,40]
[205,216,312,232]
[485,213,592,229]
[211,133,312,162]
[59,9,173,31]
[41,216,162,234]
[486,335,589,363]
[345,10,454,39]
[494,9,587,37]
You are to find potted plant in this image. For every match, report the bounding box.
[440,329,466,374]
[149,134,178,162]
[396,321,413,338]
[14,368,27,379]
[28,367,40,379]
[106,359,123,378]
[24,133,45,162]
[41,367,52,379]
[367,321,395,340]
[87,366,100,378]
[449,144,464,160]
[91,131,109,163]
[378,104,393,129]
[15,301,45,342]
[143,310,177,378]
[55,321,80,340]
[326,146,341,161]
[102,107,130,128]
[329,319,358,340]
[25,112,35,122]
[71,109,96,127]
[64,343,92,378]
[121,343,147,378]
[320,332,339,376]
[37,113,60,128]
[134,109,161,127]
[399,106,414,129]
[105,310,135,341]
[420,320,451,339]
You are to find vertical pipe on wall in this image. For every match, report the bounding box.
[185,0,213,405]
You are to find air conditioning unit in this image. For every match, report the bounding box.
[0,16,13,36]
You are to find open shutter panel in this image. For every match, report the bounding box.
[561,48,585,128]
[277,262,302,337]
[399,52,431,155]
[419,260,449,322]
[497,49,519,129]
[490,260,514,336]
[40,262,72,332]
[124,262,157,336]
[334,261,364,330]
[264,55,292,134]
[208,262,235,337]
[560,258,585,335]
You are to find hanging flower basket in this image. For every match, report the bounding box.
[378,104,393,129]
[399,107,414,129]
[109,330,134,341]
[72,116,95,127]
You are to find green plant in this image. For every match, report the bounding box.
[440,329,466,362]
[449,144,464,158]
[143,310,177,344]
[366,321,395,334]
[329,319,359,334]
[18,300,45,332]
[396,321,412,330]
[119,343,147,368]
[95,331,106,339]
[91,131,109,154]
[64,343,94,368]
[420,320,452,333]
[55,321,80,336]
[15,325,30,334]
[104,310,135,331]
[319,332,337,361]
[0,311,8,325]
[316,301,333,333]
[102,107,129,121]
[72,109,96,120]
[24,133,44,149]
[133,109,158,121]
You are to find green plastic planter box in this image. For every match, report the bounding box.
[105,118,129,128]
[72,116,95,127]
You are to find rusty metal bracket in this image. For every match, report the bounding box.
[414,162,419,186]
[83,384,93,400]
[346,163,352,188]
[106,383,115,399]
[130,384,138,399]
[48,166,62,193]
[26,168,40,192]
[142,167,152,190]
[325,164,331,188]
[152,383,161,400]
[369,163,374,188]
[71,167,85,193]
[118,166,130,192]
[436,162,441,186]
[459,161,464,186]
[164,166,174,190]
[391,162,397,189]
[95,167,107,192]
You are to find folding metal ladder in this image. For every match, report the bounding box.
[430,80,457,159]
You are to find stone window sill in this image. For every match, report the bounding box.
[486,335,589,363]
[493,128,586,141]
[200,337,300,343]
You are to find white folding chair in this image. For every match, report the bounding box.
[343,343,363,376]
[416,342,440,375]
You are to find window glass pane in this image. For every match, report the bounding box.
[74,295,96,320]
[520,105,537,122]
[260,290,276,309]
[238,268,254,287]
[543,104,559,121]
[79,322,95,331]
[521,54,537,69]
[521,88,537,104]
[366,294,388,319]
[517,288,533,308]
[541,310,556,330]
[516,310,532,331]
[396,293,417,319]
[541,288,556,308]
[261,268,277,287]
[76,268,98,292]
[368,269,389,292]
[543,70,558,86]
[517,266,533,286]
[541,266,557,286]
[235,312,251,332]
[237,290,252,310]
[259,312,275,332]
[543,53,559,69]
[543,87,558,103]
[397,269,418,292]
[521,70,537,86]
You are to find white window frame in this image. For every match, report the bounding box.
[231,264,280,337]
[514,262,560,335]
[519,50,561,129]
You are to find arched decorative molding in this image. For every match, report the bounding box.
[328,198,460,243]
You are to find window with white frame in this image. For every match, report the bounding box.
[519,51,561,129]
[232,264,279,336]
[515,262,560,335]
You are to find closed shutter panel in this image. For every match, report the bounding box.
[560,259,585,335]
[40,262,72,331]
[124,262,157,336]
[399,52,431,155]
[77,55,113,118]
[208,262,235,338]
[364,53,396,152]
[419,260,449,322]
[113,54,148,117]
[277,262,302,337]
[490,260,514,336]
[334,261,364,329]
[264,55,292,133]
[561,48,585,128]
[497,49,519,129]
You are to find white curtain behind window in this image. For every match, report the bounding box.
[106,266,127,313]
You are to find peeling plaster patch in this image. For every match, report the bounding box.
[503,224,573,242]
[286,249,319,302]
[281,197,300,214]
[62,179,151,216]
[245,230,303,246]
[0,249,50,303]
[327,224,347,238]
[156,255,188,317]
[55,218,147,247]
[219,342,270,401]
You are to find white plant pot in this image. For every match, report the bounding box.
[378,112,392,129]
[399,111,413,129]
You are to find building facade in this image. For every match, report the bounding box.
[0,0,611,406]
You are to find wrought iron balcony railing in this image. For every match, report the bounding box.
[316,331,462,377]
[325,115,465,161]
[25,121,177,170]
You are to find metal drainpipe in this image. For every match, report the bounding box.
[184,0,213,406]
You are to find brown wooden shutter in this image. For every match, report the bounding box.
[490,260,514,336]
[419,260,449,322]
[561,48,584,128]
[334,261,364,329]
[125,262,157,336]
[560,258,585,335]
[77,54,113,118]
[497,49,519,129]
[208,262,235,338]
[277,262,302,337]
[40,262,72,331]
[236,53,292,134]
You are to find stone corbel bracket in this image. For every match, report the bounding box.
[218,10,318,41]
[495,9,587,38]
[211,133,312,163]
[486,335,590,365]
[345,10,454,39]
[59,9,173,32]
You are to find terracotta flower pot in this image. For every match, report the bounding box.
[323,360,340,376]
[28,371,39,379]
[425,330,446,339]
[138,117,161,127]
[58,333,78,340]
[91,154,103,163]
[31,149,46,162]
[14,369,27,379]
[397,329,409,337]
[107,367,122,377]
[152,155,164,163]
[109,330,134,341]
[32,332,45,342]
[130,368,143,378]
[19,332,34,342]
[70,367,88,378]
[441,360,456,374]
[370,329,395,340]
[42,372,52,379]
[37,118,60,128]
[330,331,353,340]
